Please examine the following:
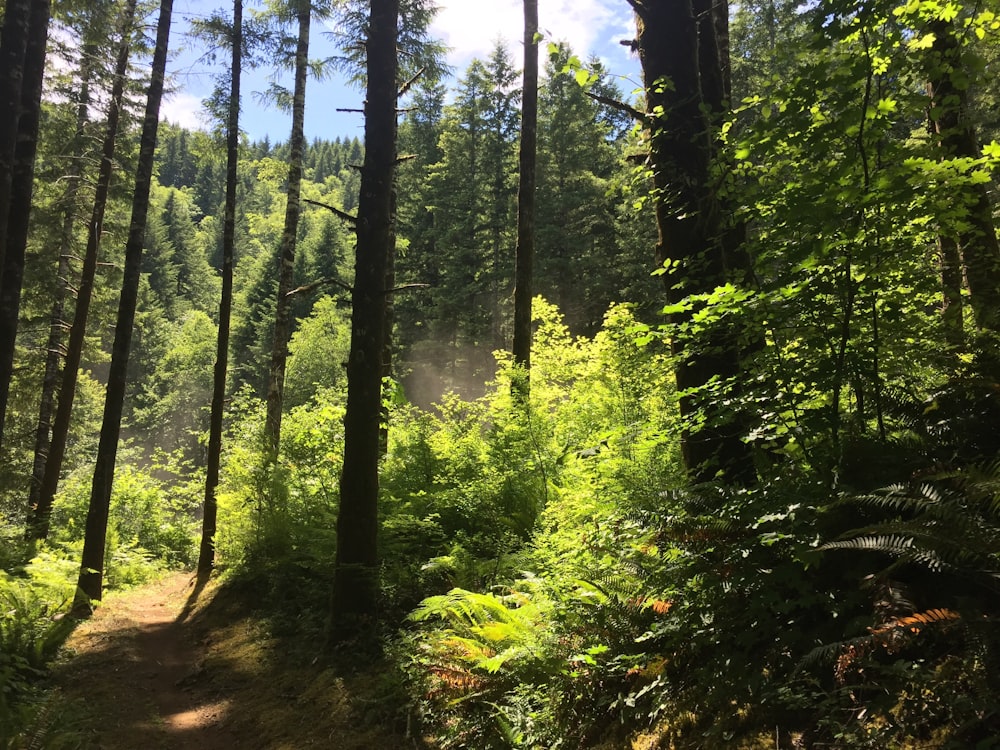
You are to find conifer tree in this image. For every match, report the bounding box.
[200,0,243,577]
[512,0,538,387]
[30,0,139,541]
[331,0,400,644]
[0,0,51,448]
[75,0,173,611]
[630,0,756,483]
[264,0,311,455]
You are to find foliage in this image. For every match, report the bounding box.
[403,579,565,749]
[0,555,79,746]
[49,463,198,583]
[214,385,345,634]
[809,463,1000,746]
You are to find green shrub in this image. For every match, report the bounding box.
[0,555,78,746]
[49,463,196,586]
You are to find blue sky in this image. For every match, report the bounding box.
[160,0,641,142]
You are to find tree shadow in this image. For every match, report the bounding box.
[176,571,209,624]
[52,571,415,749]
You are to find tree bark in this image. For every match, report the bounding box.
[75,0,172,613]
[32,0,138,542]
[264,0,310,455]
[198,0,242,579]
[511,0,538,394]
[939,234,965,348]
[0,0,50,448]
[330,0,399,646]
[379,190,396,457]
[26,32,101,539]
[632,0,755,484]
[927,19,1000,336]
[0,0,31,281]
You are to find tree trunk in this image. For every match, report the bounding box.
[632,0,755,484]
[198,0,242,579]
[379,190,396,457]
[330,0,399,646]
[939,234,965,348]
[75,0,172,614]
[0,0,50,448]
[0,0,31,280]
[32,0,138,542]
[264,0,310,455]
[26,33,101,539]
[927,19,1000,335]
[511,0,538,395]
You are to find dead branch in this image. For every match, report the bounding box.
[286,276,353,298]
[397,66,425,99]
[586,91,646,122]
[385,283,430,295]
[304,198,358,226]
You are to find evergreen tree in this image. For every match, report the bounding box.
[331,0,400,646]
[31,0,140,541]
[535,45,623,334]
[0,0,52,448]
[26,1,111,537]
[512,0,538,386]
[264,0,313,455]
[75,0,173,612]
[414,48,520,392]
[631,0,756,483]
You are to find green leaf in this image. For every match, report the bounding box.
[909,32,937,49]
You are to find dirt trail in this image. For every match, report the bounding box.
[54,572,235,749]
[52,571,414,749]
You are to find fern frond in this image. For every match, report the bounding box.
[875,607,961,634]
[821,534,956,571]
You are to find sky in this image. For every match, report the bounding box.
[160,0,641,142]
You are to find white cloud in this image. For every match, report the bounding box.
[160,90,206,131]
[430,0,634,70]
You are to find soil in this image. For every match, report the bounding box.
[52,571,415,749]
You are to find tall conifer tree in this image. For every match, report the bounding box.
[75,0,173,611]
[30,0,139,541]
[331,0,400,644]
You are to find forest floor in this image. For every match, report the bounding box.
[51,571,415,749]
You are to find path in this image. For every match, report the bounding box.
[54,572,234,749]
[52,571,415,749]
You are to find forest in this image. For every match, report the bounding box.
[2,0,1000,747]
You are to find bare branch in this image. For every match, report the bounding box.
[336,107,365,113]
[286,276,353,298]
[586,91,646,122]
[304,198,358,226]
[396,154,417,165]
[397,66,425,99]
[385,283,430,295]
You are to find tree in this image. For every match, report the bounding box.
[25,0,114,539]
[0,0,31,283]
[923,10,1000,338]
[264,0,311,455]
[74,0,173,612]
[629,0,756,483]
[407,48,520,392]
[0,0,51,448]
[535,46,626,334]
[199,0,243,578]
[330,0,399,644]
[29,0,140,541]
[511,0,538,391]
